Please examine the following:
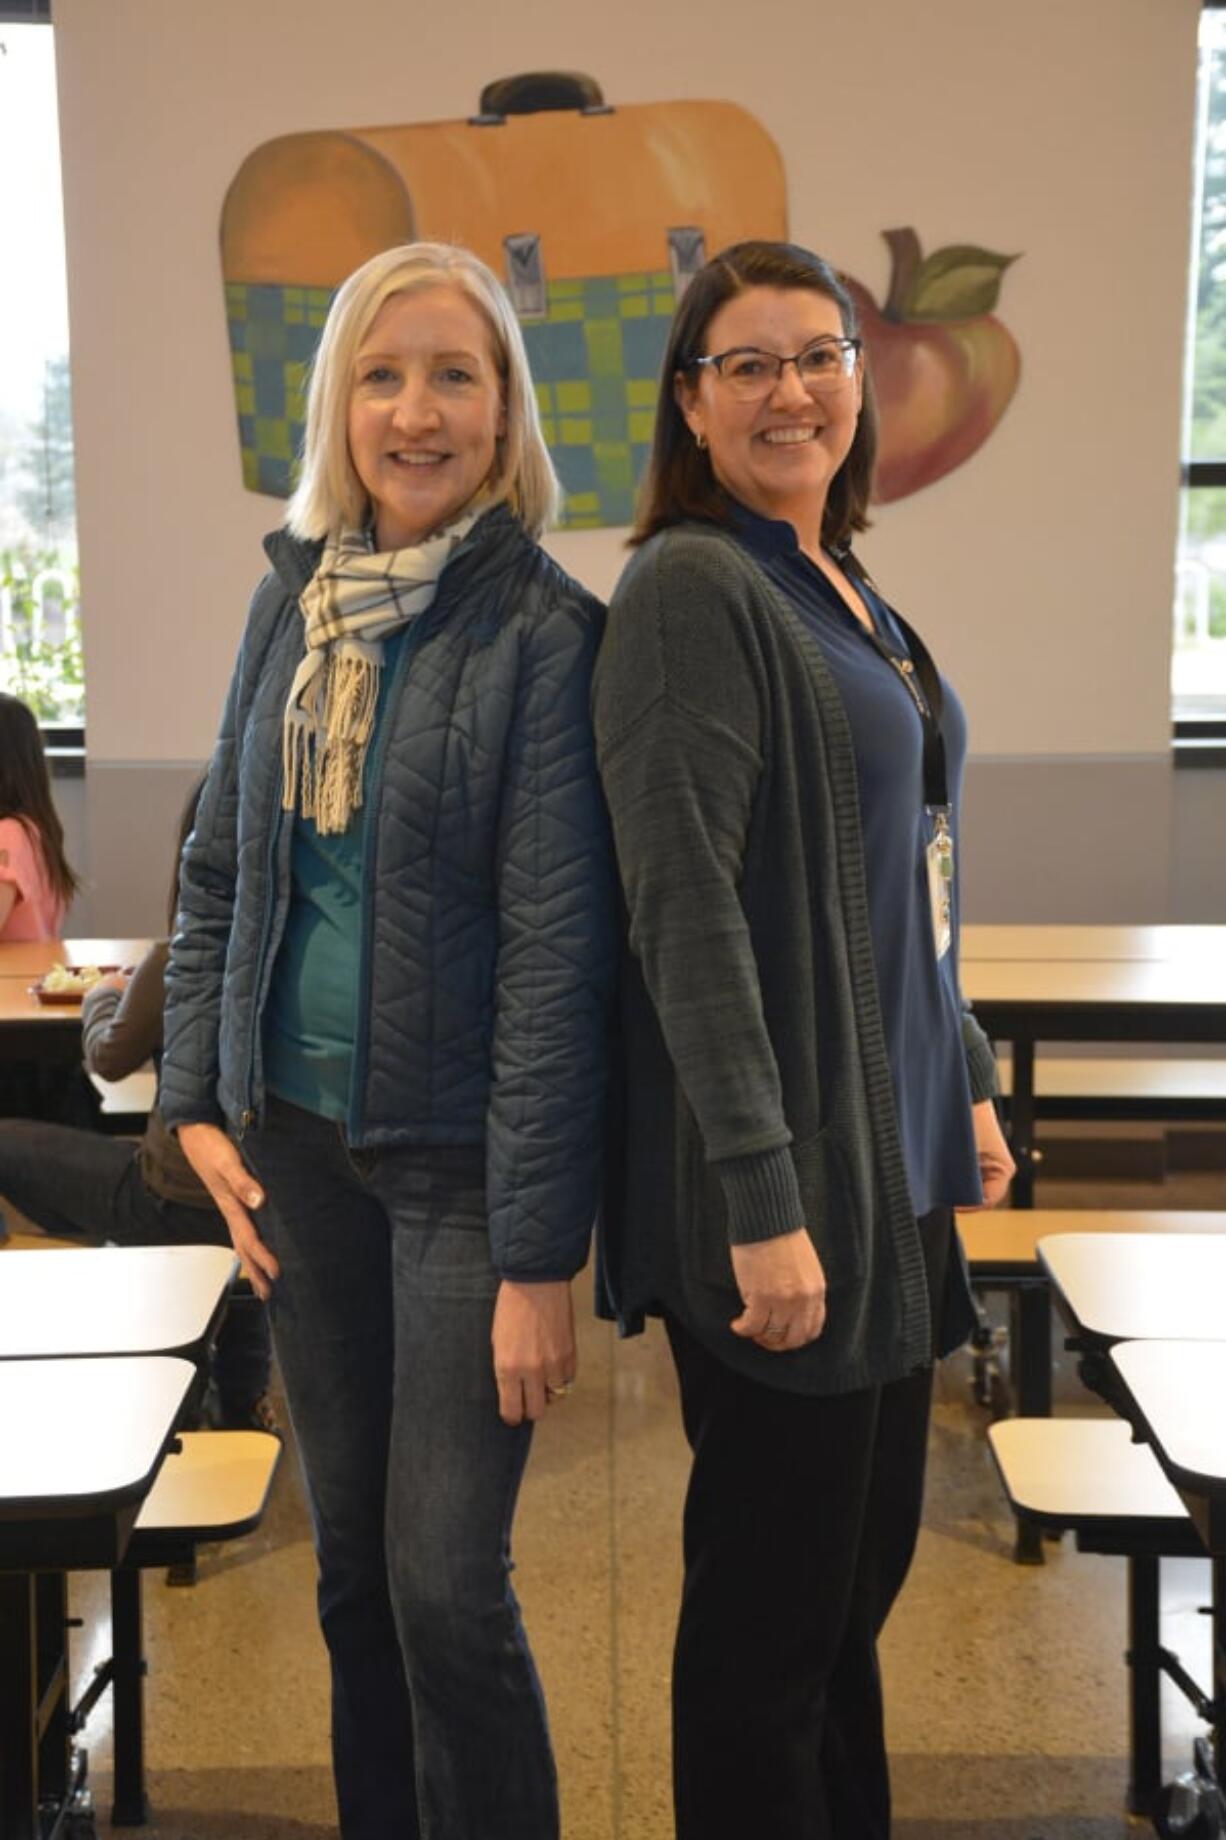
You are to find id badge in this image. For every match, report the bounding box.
[926,812,954,961]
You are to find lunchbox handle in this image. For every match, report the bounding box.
[473,72,612,121]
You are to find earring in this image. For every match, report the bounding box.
[695,431,707,451]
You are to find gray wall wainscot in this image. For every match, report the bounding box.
[58,755,1224,939]
[59,762,208,938]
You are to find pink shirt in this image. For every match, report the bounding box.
[0,817,67,942]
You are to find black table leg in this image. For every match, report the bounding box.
[1126,1553,1162,1814]
[1009,1036,1038,1209]
[1007,1283,1054,1564]
[110,1568,149,1826]
[0,1571,38,1840]
[36,1570,70,1815]
[1207,1552,1214,1795]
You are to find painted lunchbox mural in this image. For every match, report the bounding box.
[220,73,787,529]
[221,73,1021,525]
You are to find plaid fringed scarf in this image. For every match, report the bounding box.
[282,512,480,834]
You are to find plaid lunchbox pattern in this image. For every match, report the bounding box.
[225,272,677,528]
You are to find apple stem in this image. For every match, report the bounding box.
[881,227,922,322]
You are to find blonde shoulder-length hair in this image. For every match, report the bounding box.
[286,242,560,541]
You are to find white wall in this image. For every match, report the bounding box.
[49,0,1215,931]
[54,0,1199,768]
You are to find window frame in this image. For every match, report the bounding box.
[1174,1,1226,762]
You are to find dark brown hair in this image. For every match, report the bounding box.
[631,240,877,551]
[0,692,80,905]
[166,773,207,932]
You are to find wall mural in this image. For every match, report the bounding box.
[220,73,1020,528]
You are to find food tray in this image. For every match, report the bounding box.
[29,967,122,1006]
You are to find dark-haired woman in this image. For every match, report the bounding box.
[0,691,94,1124]
[0,690,78,943]
[593,240,1014,1840]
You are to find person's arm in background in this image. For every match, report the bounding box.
[959,1001,1016,1208]
[0,817,41,937]
[81,941,168,1081]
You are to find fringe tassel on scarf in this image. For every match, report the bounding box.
[282,511,481,834]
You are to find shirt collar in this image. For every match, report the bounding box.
[726,498,802,559]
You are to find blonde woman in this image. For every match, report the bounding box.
[162,244,613,1840]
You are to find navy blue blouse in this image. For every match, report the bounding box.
[731,505,982,1215]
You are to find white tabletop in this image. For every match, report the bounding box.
[0,1355,194,1508]
[1111,1341,1226,1491]
[1039,1232,1226,1344]
[0,1244,238,1359]
[961,956,1226,1011]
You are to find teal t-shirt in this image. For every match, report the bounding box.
[263,624,410,1123]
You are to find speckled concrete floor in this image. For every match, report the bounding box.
[31,1177,1224,1835]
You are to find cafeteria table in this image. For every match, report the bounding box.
[1041,1232,1226,1352]
[960,926,1226,1207]
[1039,1234,1226,1826]
[0,1244,237,1840]
[0,942,151,1063]
[961,924,1226,965]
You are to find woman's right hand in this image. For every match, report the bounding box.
[730,1228,827,1351]
[177,1122,280,1300]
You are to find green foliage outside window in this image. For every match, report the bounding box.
[0,546,84,722]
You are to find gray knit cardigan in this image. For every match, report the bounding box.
[592,522,998,1395]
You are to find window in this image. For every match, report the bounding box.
[0,16,83,728]
[1174,3,1226,734]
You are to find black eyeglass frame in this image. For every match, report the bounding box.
[684,335,863,388]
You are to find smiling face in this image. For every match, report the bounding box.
[346,284,506,550]
[677,285,862,538]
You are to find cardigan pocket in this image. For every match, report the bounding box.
[685,1122,866,1295]
[790,1125,867,1291]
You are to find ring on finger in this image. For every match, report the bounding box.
[763,1324,787,1341]
[545,1382,575,1400]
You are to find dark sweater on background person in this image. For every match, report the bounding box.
[82,941,213,1209]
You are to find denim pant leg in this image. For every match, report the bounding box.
[370,1150,559,1840]
[0,1119,139,1238]
[241,1103,418,1840]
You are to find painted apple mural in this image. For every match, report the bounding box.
[846,227,1021,504]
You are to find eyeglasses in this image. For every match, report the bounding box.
[686,336,862,401]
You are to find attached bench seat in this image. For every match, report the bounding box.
[989,1416,1204,1817]
[107,1430,281,1826]
[994,1055,1226,1121]
[128,1428,280,1555]
[989,1416,1192,1536]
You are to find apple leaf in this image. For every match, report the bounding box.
[903,244,1019,322]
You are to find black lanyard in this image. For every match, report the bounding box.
[839,554,950,813]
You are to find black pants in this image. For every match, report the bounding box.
[665,1208,950,1840]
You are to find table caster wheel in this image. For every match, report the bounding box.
[1153,1775,1224,1838]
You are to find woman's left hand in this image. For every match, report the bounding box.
[492,1279,577,1426]
[965,1098,1017,1209]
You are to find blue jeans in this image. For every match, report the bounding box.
[242,1096,558,1840]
